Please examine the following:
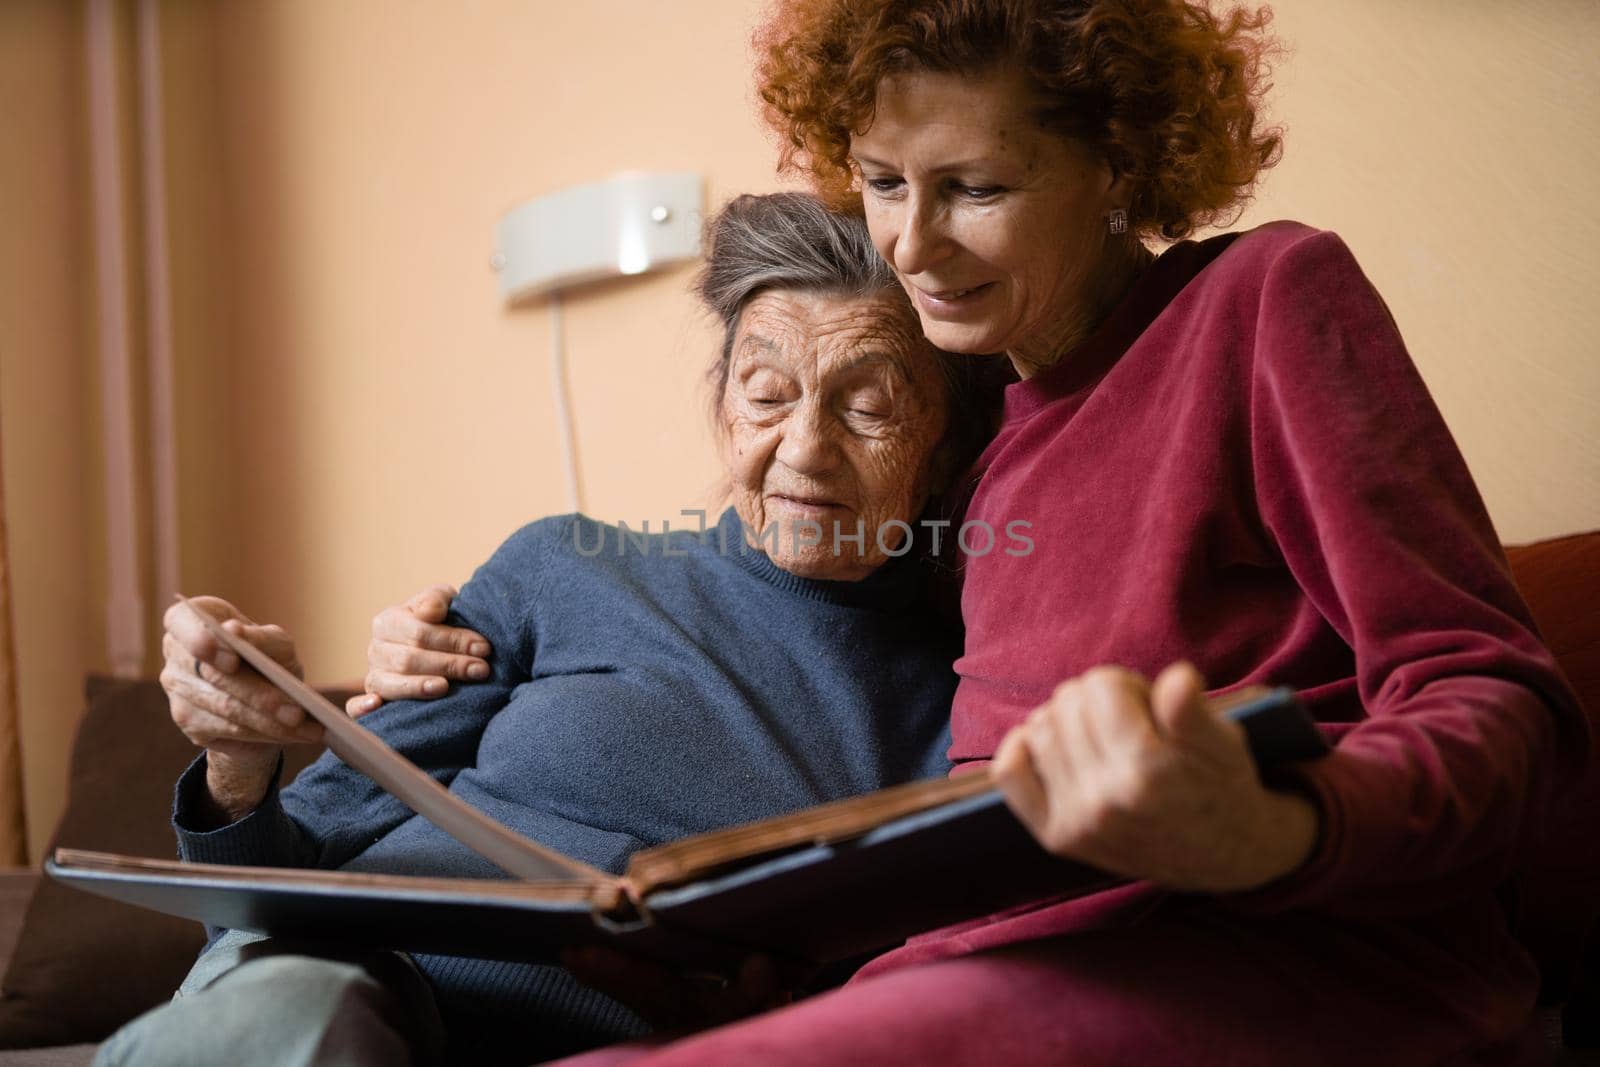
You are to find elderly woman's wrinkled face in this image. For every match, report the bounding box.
[850,64,1130,372]
[722,289,949,581]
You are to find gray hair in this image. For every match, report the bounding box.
[697,192,902,401]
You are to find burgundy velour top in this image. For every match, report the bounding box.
[946,221,1586,917]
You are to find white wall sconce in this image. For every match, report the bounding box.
[492,171,704,304]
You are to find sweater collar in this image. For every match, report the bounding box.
[709,507,930,611]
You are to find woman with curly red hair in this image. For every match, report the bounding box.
[531,1,1586,1064]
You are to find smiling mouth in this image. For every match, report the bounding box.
[923,286,984,299]
[911,282,996,316]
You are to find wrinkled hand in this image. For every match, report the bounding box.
[345,584,492,718]
[161,596,319,821]
[992,662,1318,892]
[562,945,797,1033]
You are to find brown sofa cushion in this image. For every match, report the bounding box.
[1505,532,1600,999]
[0,677,340,1049]
[0,872,34,972]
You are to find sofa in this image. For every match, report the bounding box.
[0,532,1596,1065]
[0,678,347,1065]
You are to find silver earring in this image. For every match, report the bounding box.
[1106,208,1128,235]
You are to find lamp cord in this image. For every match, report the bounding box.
[549,292,584,514]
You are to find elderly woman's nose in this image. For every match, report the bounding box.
[774,405,842,475]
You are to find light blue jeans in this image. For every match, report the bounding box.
[93,929,447,1067]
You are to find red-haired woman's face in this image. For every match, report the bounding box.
[851,65,1131,375]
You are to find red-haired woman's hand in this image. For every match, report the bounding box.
[346,584,492,718]
[992,662,1318,892]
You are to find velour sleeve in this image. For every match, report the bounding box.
[173,519,557,872]
[1236,230,1588,915]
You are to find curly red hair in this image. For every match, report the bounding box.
[756,0,1283,240]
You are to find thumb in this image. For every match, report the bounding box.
[1149,661,1209,743]
[409,584,459,624]
[224,620,301,672]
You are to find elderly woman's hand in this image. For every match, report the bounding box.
[345,584,492,718]
[161,597,322,822]
[992,662,1319,893]
[561,945,798,1034]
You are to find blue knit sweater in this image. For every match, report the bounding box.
[172,507,959,1061]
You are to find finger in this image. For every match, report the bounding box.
[162,630,202,678]
[172,695,321,748]
[364,668,450,701]
[1078,665,1158,760]
[167,657,323,743]
[375,603,491,659]
[1037,677,1099,770]
[422,624,491,659]
[163,633,268,713]
[405,584,459,624]
[346,692,384,718]
[992,727,1051,833]
[182,641,297,719]
[1025,689,1104,851]
[368,641,488,682]
[185,678,324,744]
[1023,705,1072,805]
[221,620,302,673]
[194,703,321,747]
[1149,661,1210,743]
[164,597,243,674]
[371,605,424,646]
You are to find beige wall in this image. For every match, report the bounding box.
[1229,1,1600,546]
[2,0,1597,861]
[0,1,100,860]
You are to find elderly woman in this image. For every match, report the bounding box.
[99,193,997,1067]
[429,1,1574,1064]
